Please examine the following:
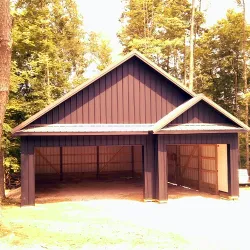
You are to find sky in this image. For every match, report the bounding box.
[76,0,250,76]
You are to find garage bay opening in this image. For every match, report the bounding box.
[167,144,229,195]
[34,145,144,203]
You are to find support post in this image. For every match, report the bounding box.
[156,136,168,202]
[60,147,63,181]
[198,145,202,190]
[96,146,100,179]
[228,135,240,198]
[21,137,35,206]
[131,146,134,177]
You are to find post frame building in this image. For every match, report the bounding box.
[12,51,250,206]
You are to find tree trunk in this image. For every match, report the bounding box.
[189,0,195,90]
[242,0,249,171]
[184,36,187,86]
[0,0,11,200]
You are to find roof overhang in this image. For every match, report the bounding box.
[14,124,153,136]
[154,123,247,134]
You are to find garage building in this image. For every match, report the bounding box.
[12,51,249,206]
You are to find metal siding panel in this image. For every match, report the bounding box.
[161,78,167,117]
[150,72,157,123]
[106,73,112,123]
[88,83,95,123]
[40,113,47,124]
[134,59,140,123]
[117,65,123,123]
[156,79,162,121]
[100,76,107,123]
[128,58,135,123]
[58,102,65,124]
[72,136,77,146]
[94,80,101,123]
[167,83,175,112]
[145,67,151,123]
[139,62,146,123]
[71,94,77,123]
[76,91,83,123]
[65,99,71,123]
[47,110,52,124]
[111,69,118,123]
[82,87,89,123]
[122,62,129,123]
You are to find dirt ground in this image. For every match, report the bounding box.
[1,180,250,249]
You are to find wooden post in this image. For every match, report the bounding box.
[198,145,202,191]
[131,146,134,177]
[176,145,180,185]
[215,145,219,195]
[96,146,99,179]
[60,147,63,181]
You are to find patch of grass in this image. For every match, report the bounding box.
[1,197,20,206]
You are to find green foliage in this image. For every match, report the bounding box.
[195,10,250,116]
[88,32,112,71]
[118,0,204,78]
[11,0,88,114]
[4,0,112,174]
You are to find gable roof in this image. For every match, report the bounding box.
[12,50,195,134]
[153,94,250,133]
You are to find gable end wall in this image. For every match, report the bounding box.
[32,58,191,125]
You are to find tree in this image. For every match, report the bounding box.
[11,0,89,116]
[0,0,11,200]
[195,10,250,166]
[88,32,112,71]
[3,0,113,183]
[189,0,195,90]
[3,0,89,185]
[237,0,249,171]
[118,0,204,80]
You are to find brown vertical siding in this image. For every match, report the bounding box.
[32,57,190,125]
[170,100,236,125]
[158,133,239,197]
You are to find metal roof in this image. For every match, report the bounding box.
[15,124,154,136]
[155,123,246,134]
[12,51,250,136]
[153,95,250,133]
